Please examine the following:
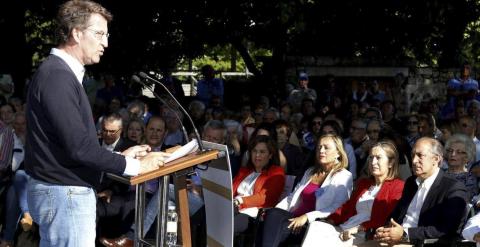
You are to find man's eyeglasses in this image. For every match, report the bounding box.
[86,28,110,40]
[312,121,322,126]
[408,121,418,125]
[102,129,121,135]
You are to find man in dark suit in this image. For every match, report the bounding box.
[24,1,167,246]
[374,137,468,246]
[97,113,138,237]
[96,112,137,205]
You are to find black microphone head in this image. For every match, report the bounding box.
[139,71,150,79]
[131,74,142,83]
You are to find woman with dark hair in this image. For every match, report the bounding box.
[250,122,278,141]
[320,119,343,136]
[260,134,353,246]
[242,122,287,170]
[302,141,404,246]
[233,135,285,234]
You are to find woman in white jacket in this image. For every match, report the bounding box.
[260,134,353,247]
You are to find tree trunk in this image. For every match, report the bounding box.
[230,38,262,77]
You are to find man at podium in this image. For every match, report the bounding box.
[24,1,167,246]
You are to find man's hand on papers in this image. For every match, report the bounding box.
[138,152,171,174]
[122,145,151,158]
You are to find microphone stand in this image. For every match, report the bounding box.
[139,72,206,152]
[131,75,189,145]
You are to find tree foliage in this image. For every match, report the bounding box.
[1,0,479,95]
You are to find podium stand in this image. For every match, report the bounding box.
[199,141,234,247]
[108,148,224,247]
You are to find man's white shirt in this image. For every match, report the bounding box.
[402,168,440,236]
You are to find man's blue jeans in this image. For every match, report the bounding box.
[27,177,96,247]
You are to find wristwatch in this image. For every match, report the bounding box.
[234,199,241,207]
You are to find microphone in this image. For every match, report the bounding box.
[136,73,206,152]
[131,75,189,146]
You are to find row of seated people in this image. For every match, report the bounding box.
[2,106,252,247]
[232,134,475,247]
[1,110,478,247]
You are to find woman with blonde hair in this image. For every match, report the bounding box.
[260,134,353,246]
[125,118,145,144]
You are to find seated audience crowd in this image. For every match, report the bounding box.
[2,68,480,247]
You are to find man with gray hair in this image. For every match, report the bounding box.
[100,113,135,152]
[375,137,467,246]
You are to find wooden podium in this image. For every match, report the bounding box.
[108,149,221,247]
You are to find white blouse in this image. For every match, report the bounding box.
[236,171,261,197]
[339,184,382,230]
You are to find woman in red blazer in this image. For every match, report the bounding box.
[301,141,405,247]
[232,135,285,234]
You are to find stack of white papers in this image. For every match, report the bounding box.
[164,139,199,163]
